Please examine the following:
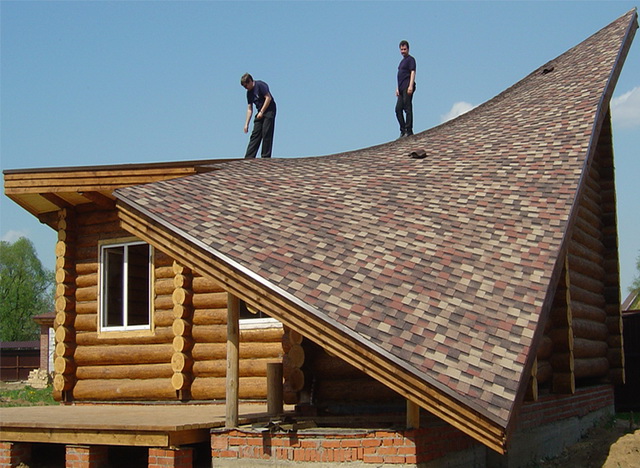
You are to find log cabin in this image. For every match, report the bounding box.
[2,9,637,467]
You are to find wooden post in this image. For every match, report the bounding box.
[406,399,420,429]
[226,293,240,428]
[267,362,283,416]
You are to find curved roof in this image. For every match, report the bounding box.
[114,10,637,452]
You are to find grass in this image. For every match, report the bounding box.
[0,384,56,407]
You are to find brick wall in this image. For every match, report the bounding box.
[211,423,475,465]
[518,384,614,431]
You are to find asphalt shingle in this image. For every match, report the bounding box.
[115,10,637,435]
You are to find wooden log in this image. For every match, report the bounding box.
[568,271,604,296]
[55,311,75,327]
[548,328,574,349]
[574,357,609,379]
[56,283,76,298]
[55,342,75,358]
[75,301,97,315]
[193,292,227,310]
[55,296,74,313]
[154,295,174,311]
[572,318,609,341]
[570,284,606,309]
[55,326,76,344]
[287,367,305,392]
[574,211,602,242]
[192,276,224,294]
[72,378,177,401]
[190,377,268,400]
[536,359,553,384]
[76,363,173,380]
[54,357,77,375]
[55,268,75,284]
[267,363,283,417]
[76,286,98,302]
[74,314,96,332]
[191,342,283,360]
[573,338,607,359]
[568,239,602,266]
[193,308,226,326]
[75,328,173,346]
[53,374,75,392]
[172,319,192,337]
[173,336,193,353]
[571,225,603,255]
[155,278,175,296]
[287,344,305,369]
[74,344,173,366]
[536,335,553,361]
[75,262,98,276]
[568,253,604,280]
[550,352,574,373]
[55,240,71,258]
[172,288,192,306]
[56,256,75,270]
[226,293,240,428]
[155,266,175,279]
[171,353,194,373]
[155,309,178,327]
[171,372,191,391]
[192,358,273,378]
[607,335,623,349]
[571,300,607,322]
[172,261,190,275]
[552,373,575,395]
[605,316,623,334]
[190,325,283,344]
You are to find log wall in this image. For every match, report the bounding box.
[534,119,623,395]
[284,328,401,409]
[54,205,283,402]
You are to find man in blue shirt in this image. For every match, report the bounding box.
[241,73,277,158]
[395,40,416,138]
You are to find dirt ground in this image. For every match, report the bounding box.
[537,417,640,468]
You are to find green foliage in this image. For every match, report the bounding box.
[630,253,640,297]
[0,384,56,407]
[0,237,54,341]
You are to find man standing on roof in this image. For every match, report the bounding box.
[241,73,277,159]
[395,40,416,138]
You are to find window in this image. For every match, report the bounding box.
[100,241,152,331]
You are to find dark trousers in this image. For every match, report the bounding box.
[395,88,413,135]
[245,111,276,159]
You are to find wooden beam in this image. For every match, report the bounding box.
[406,399,420,429]
[80,191,116,210]
[41,192,73,210]
[226,293,240,428]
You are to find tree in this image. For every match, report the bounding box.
[630,253,640,294]
[0,237,54,341]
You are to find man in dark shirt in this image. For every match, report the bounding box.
[395,40,416,138]
[241,73,277,158]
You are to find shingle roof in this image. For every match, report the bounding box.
[114,10,637,451]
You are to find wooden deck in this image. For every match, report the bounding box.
[0,402,277,448]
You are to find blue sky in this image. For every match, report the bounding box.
[1,1,639,294]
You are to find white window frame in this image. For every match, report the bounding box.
[99,240,153,332]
